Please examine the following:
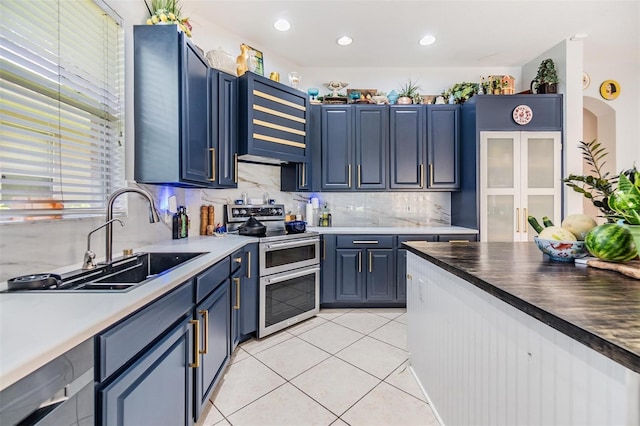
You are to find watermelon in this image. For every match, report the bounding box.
[584,223,638,262]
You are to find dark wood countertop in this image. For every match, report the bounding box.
[404,241,640,374]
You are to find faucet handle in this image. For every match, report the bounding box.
[82,250,97,270]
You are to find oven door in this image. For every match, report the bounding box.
[259,236,320,276]
[259,266,320,338]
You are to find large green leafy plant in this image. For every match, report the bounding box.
[563,139,638,223]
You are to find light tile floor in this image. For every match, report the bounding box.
[199,308,439,426]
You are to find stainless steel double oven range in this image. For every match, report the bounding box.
[225,204,319,337]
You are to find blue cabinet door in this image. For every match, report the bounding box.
[99,316,193,426]
[366,249,395,301]
[181,38,211,184]
[195,280,230,421]
[240,243,259,336]
[396,249,407,302]
[389,106,426,189]
[211,71,238,187]
[426,105,460,189]
[321,106,353,190]
[354,105,388,190]
[320,235,337,304]
[336,249,364,302]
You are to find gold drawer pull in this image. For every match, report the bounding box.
[189,319,200,368]
[233,277,241,310]
[199,310,209,354]
[209,148,216,182]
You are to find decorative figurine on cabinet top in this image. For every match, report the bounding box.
[236,44,249,77]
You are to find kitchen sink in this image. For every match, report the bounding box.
[46,252,207,292]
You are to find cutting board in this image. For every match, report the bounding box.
[576,257,640,279]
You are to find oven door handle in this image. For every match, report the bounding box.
[264,238,320,250]
[265,267,320,284]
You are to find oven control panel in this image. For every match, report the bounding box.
[225,204,285,222]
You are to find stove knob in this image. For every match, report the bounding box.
[276,208,283,215]
[240,209,247,215]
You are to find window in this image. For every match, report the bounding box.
[0,0,124,222]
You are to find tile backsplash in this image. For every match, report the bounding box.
[0,163,450,281]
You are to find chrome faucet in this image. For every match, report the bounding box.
[83,219,124,269]
[105,187,160,264]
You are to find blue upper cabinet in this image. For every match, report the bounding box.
[210,70,238,187]
[320,105,388,191]
[133,25,213,187]
[426,105,460,190]
[321,105,353,190]
[389,105,426,189]
[238,72,308,164]
[354,105,388,190]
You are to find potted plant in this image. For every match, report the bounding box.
[145,0,192,37]
[532,58,559,94]
[397,80,422,104]
[442,82,480,104]
[563,139,640,249]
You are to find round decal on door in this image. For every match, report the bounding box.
[512,104,533,125]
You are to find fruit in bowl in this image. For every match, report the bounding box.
[533,237,588,262]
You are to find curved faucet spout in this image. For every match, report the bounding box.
[105,187,160,264]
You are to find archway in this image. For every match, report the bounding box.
[582,96,616,222]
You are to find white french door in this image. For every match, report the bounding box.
[480,132,561,242]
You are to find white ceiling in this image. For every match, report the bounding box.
[186,0,639,68]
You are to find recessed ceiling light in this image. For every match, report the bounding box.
[419,35,436,46]
[337,36,353,46]
[274,19,291,31]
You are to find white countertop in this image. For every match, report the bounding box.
[0,225,478,390]
[308,226,478,235]
[0,234,256,391]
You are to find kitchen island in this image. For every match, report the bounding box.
[405,241,639,426]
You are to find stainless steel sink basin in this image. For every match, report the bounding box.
[54,251,207,292]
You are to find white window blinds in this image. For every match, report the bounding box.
[0,0,124,222]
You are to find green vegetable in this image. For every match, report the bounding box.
[585,223,638,262]
[527,216,544,233]
[542,216,554,227]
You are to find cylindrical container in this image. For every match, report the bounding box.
[200,205,208,235]
[305,201,314,225]
[269,72,280,82]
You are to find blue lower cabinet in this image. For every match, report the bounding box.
[194,280,230,421]
[366,249,395,302]
[336,249,365,302]
[396,249,407,302]
[239,243,259,337]
[98,315,193,426]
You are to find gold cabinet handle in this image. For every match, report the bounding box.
[233,277,240,310]
[198,310,209,354]
[429,163,434,187]
[523,208,528,233]
[247,251,251,278]
[448,240,469,243]
[420,164,424,188]
[407,273,412,280]
[234,153,238,183]
[358,251,361,272]
[516,208,520,232]
[210,148,216,182]
[357,164,361,188]
[234,257,242,264]
[189,319,200,368]
[300,163,306,188]
[368,251,372,273]
[348,164,352,188]
[322,239,326,260]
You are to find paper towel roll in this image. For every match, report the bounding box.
[305,202,314,224]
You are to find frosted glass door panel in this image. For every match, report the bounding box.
[527,138,555,189]
[487,138,515,189]
[487,195,514,242]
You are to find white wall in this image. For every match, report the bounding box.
[2,1,638,281]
